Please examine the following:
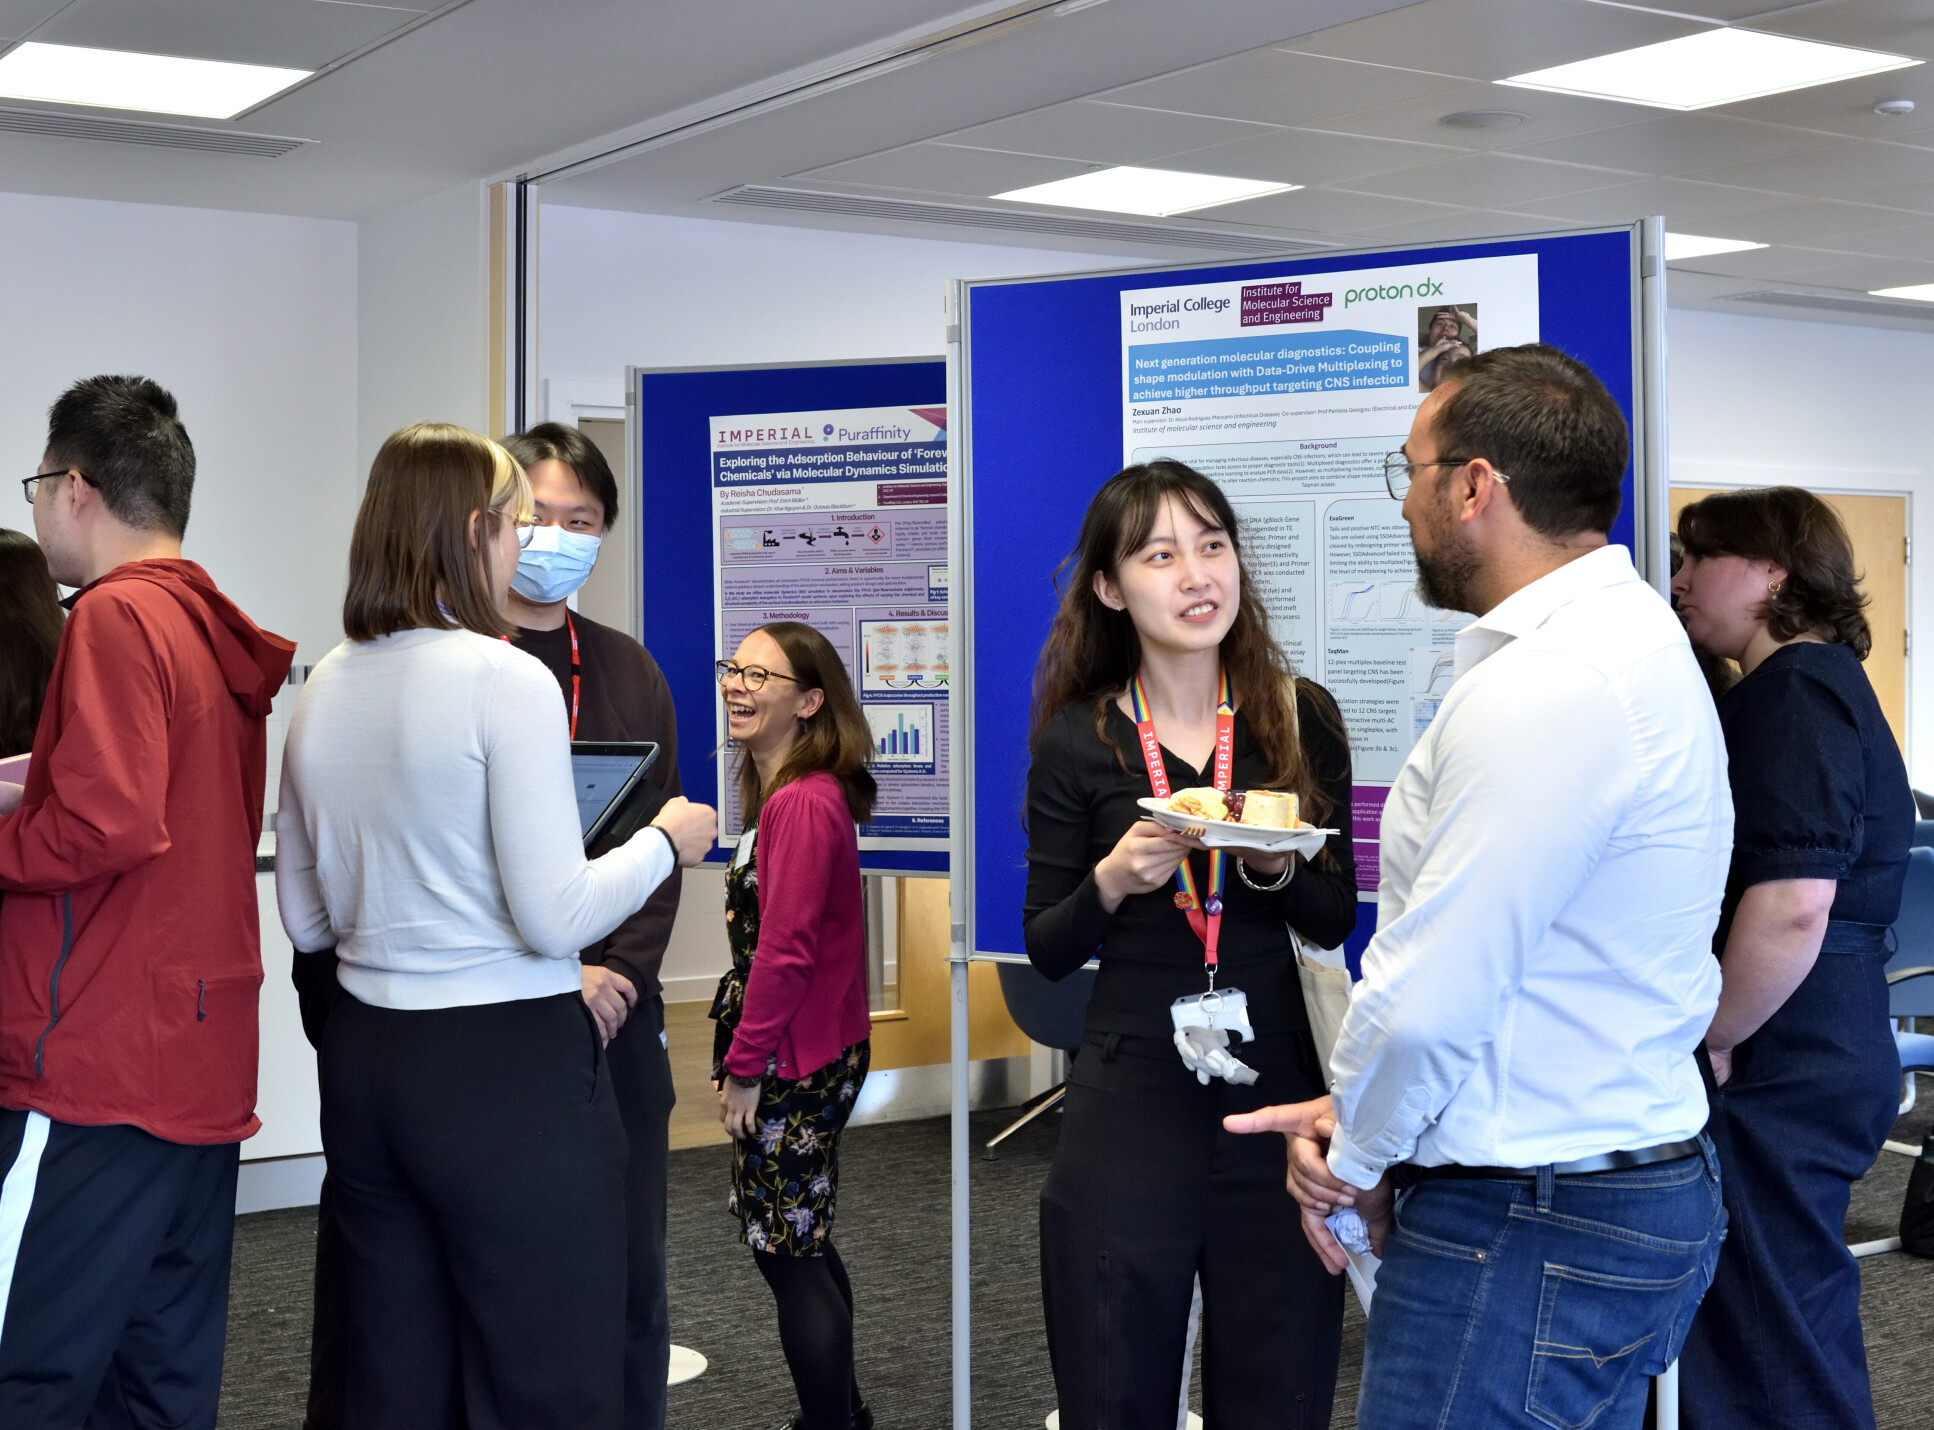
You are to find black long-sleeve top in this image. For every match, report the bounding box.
[1023,684,1359,1040]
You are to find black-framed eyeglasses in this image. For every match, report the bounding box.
[716,660,807,692]
[22,469,80,506]
[1381,451,1510,500]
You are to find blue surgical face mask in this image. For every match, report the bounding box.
[512,525,601,604]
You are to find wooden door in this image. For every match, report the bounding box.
[865,878,1029,1071]
[1669,487,1908,752]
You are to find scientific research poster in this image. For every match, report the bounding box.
[1121,254,1540,881]
[710,404,950,848]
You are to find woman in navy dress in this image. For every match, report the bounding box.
[1671,487,1912,1430]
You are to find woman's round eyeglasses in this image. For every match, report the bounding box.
[715,660,806,692]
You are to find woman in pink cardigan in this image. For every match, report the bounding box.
[710,620,877,1430]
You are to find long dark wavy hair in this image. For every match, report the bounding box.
[736,621,878,826]
[1677,486,1871,660]
[1029,461,1336,827]
[0,529,63,758]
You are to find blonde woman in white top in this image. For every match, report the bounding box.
[276,425,715,1430]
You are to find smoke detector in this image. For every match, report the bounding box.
[1875,98,1916,116]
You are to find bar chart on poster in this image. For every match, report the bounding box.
[953,223,1664,963]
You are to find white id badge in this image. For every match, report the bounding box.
[1169,986,1254,1043]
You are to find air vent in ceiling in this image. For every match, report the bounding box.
[1718,289,1934,322]
[710,184,1330,256]
[0,106,313,157]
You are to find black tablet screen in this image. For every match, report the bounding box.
[573,753,650,838]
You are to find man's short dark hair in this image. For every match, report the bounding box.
[44,376,194,538]
[502,422,619,526]
[1430,344,1627,539]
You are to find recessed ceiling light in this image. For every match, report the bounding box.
[1440,109,1530,130]
[0,41,310,120]
[1663,232,1769,261]
[993,166,1298,217]
[1499,29,1919,111]
[1870,283,1934,301]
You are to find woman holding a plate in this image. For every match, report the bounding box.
[1024,460,1359,1429]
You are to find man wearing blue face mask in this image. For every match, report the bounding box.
[503,423,686,1430]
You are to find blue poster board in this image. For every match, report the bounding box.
[633,358,948,873]
[955,225,1660,963]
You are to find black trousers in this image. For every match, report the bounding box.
[0,1110,239,1429]
[320,991,628,1430]
[306,992,676,1430]
[1680,948,1901,1429]
[1040,1028,1343,1430]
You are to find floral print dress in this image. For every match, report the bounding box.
[709,827,870,1257]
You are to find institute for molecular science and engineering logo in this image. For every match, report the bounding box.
[1241,281,1332,327]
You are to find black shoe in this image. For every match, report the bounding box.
[774,1406,873,1430]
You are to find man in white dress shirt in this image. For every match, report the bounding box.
[1228,344,1732,1429]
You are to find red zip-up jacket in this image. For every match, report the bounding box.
[0,559,294,1144]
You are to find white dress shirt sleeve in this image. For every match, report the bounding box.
[1326,650,1641,1189]
[482,654,674,959]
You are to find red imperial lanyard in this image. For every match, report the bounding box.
[1129,667,1236,977]
[506,610,581,739]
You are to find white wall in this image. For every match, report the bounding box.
[0,190,360,662]
[1666,306,1934,782]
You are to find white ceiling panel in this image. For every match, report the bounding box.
[1099,48,1463,127]
[1716,197,1929,244]
[1502,114,1846,177]
[1778,253,1934,291]
[1503,176,1794,229]
[1753,0,1934,59]
[932,98,1280,167]
[1203,182,1461,234]
[1684,140,1934,203]
[1160,124,1461,186]
[1666,241,1870,281]
[36,0,422,70]
[793,141,1092,196]
[1285,0,1701,82]
[1297,80,1634,151]
[1358,207,1569,242]
[1855,180,1934,215]
[1708,61,1934,143]
[1340,149,1635,207]
[0,0,76,41]
[1824,220,1934,259]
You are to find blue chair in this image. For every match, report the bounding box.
[984,960,1094,1156]
[1913,819,1934,850]
[1886,846,1934,1118]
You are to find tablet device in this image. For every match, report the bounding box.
[571,742,661,852]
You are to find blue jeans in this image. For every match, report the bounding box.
[1357,1140,1725,1430]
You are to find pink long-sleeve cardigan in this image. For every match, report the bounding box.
[723,770,872,1081]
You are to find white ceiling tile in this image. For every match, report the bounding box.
[1822,221,1934,260]
[1708,61,1934,142]
[1099,48,1466,127]
[1339,151,1638,207]
[1667,243,1867,281]
[792,142,1093,196]
[1160,125,1464,187]
[1502,177,1795,228]
[1683,141,1934,202]
[0,1,73,42]
[1855,180,1934,215]
[1752,0,1934,59]
[1502,114,1846,176]
[1285,0,1704,82]
[1716,198,1929,244]
[1358,207,1569,242]
[933,99,1278,167]
[1299,80,1638,151]
[38,0,420,70]
[1776,253,1934,292]
[1206,184,1465,233]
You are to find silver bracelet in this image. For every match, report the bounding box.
[1236,856,1294,892]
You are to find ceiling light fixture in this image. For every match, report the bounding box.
[993,166,1298,216]
[1663,232,1769,261]
[1870,283,1934,301]
[0,41,309,120]
[1499,29,1918,111]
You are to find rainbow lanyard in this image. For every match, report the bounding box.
[1129,668,1235,978]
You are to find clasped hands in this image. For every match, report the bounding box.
[1223,1095,1394,1275]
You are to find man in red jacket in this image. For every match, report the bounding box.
[0,376,295,1428]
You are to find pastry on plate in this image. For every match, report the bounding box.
[1166,788,1228,822]
[1238,790,1298,829]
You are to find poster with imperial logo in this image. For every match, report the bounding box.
[1120,254,1540,887]
[709,404,950,848]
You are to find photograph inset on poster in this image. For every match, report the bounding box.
[1120,254,1538,883]
[710,404,949,847]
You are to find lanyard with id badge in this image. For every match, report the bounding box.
[1131,669,1259,1086]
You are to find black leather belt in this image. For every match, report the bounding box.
[1395,1137,1703,1185]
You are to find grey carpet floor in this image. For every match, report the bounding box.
[219,1100,1934,1429]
